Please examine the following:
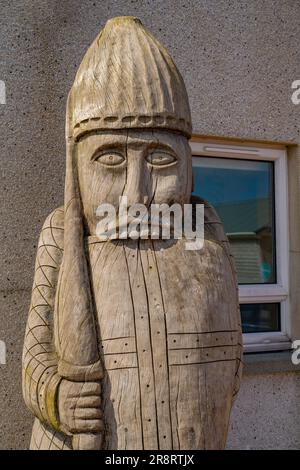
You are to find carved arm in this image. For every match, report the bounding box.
[22,207,64,430]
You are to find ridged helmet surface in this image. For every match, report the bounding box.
[68,16,192,138]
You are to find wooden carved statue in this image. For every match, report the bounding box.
[22,16,242,450]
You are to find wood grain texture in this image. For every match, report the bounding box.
[22,16,242,450]
[23,202,242,450]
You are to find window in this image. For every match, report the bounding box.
[191,139,289,353]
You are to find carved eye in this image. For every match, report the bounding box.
[94,151,125,166]
[146,151,177,167]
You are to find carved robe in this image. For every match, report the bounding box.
[24,199,242,450]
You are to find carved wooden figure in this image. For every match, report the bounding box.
[22,16,242,450]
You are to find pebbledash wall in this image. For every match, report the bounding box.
[0,0,300,450]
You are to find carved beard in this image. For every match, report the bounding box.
[87,234,241,450]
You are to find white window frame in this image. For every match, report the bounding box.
[190,139,290,353]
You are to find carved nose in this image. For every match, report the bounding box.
[124,177,149,206]
[123,157,151,207]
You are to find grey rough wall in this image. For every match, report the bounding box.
[0,0,299,449]
[228,371,300,449]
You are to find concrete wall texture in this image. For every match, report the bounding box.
[0,0,299,449]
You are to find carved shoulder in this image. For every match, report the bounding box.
[191,195,233,263]
[38,206,64,255]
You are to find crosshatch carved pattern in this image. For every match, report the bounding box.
[22,208,64,433]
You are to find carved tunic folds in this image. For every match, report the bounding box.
[24,201,242,450]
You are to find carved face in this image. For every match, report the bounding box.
[76,129,192,235]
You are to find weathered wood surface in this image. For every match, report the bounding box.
[24,202,242,450]
[22,16,242,450]
[90,235,241,450]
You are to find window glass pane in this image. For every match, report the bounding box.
[240,303,280,333]
[192,156,276,284]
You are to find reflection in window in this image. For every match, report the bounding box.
[240,303,280,333]
[192,157,275,284]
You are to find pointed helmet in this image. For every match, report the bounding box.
[67,16,192,139]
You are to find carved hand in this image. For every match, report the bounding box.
[57,379,104,436]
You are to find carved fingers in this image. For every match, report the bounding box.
[57,379,104,435]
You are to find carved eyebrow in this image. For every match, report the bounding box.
[148,142,177,154]
[91,143,176,157]
[127,140,177,155]
[76,126,127,141]
[90,143,126,158]
[77,132,177,155]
